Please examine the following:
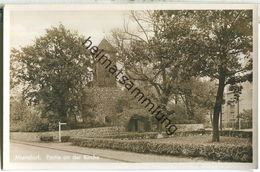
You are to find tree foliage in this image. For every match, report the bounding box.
[240,109,252,122]
[10,97,49,132]
[110,10,252,141]
[110,11,203,117]
[195,10,253,141]
[12,24,92,125]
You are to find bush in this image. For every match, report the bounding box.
[40,136,53,142]
[61,136,70,142]
[23,115,49,132]
[103,132,158,140]
[102,130,251,140]
[11,112,49,132]
[72,138,252,162]
[220,130,252,138]
[10,99,49,132]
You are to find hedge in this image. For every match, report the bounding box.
[61,136,70,142]
[102,131,211,140]
[40,136,53,142]
[103,132,158,140]
[72,138,252,162]
[220,130,252,138]
[102,130,252,140]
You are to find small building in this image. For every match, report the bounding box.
[126,114,152,132]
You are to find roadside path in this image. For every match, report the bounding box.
[11,140,209,162]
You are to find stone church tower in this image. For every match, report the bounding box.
[93,39,117,87]
[85,39,150,128]
[85,38,122,125]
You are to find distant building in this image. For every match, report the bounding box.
[221,81,252,129]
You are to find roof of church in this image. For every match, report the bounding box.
[98,39,117,52]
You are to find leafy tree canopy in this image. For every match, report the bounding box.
[12,24,92,124]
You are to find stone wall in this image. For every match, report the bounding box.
[10,124,205,142]
[10,126,125,142]
[85,87,125,124]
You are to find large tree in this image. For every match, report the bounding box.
[195,10,253,141]
[110,11,201,121]
[111,10,252,141]
[147,10,253,141]
[12,24,92,127]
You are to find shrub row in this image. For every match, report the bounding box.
[72,138,252,162]
[102,131,211,140]
[220,130,252,138]
[40,136,70,142]
[170,130,252,138]
[103,132,159,139]
[103,130,252,140]
[61,136,70,142]
[40,136,53,142]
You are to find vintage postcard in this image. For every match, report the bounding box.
[3,4,258,170]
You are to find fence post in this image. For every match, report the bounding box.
[58,121,67,142]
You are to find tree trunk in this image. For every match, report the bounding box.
[157,90,169,133]
[209,111,213,127]
[220,107,223,132]
[212,70,226,142]
[156,68,167,133]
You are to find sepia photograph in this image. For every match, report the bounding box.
[3,4,258,170]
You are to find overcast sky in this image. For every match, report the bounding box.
[10,10,132,49]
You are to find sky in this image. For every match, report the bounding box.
[10,10,132,49]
